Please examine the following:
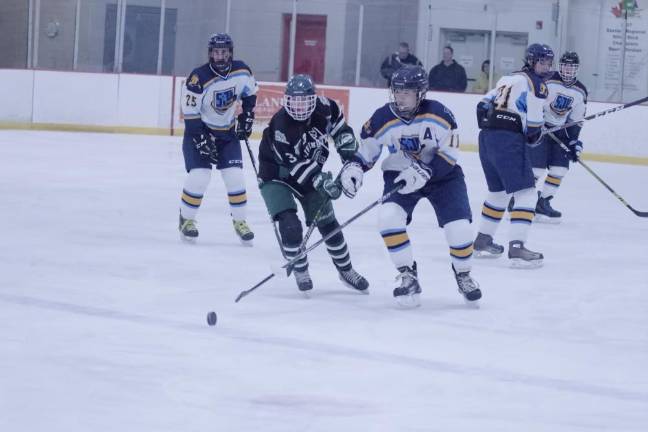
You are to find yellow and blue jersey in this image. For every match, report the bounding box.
[357,99,460,177]
[481,69,548,134]
[181,60,258,136]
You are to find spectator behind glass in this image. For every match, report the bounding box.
[380,42,423,87]
[428,46,467,92]
[472,59,500,94]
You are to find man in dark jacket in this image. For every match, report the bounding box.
[380,42,423,87]
[428,46,467,92]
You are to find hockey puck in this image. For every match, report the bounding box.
[206,311,218,326]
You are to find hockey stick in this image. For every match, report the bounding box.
[548,132,648,217]
[543,95,648,136]
[234,182,404,303]
[241,137,287,258]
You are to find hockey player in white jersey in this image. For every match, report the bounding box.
[339,65,482,308]
[473,43,553,268]
[529,51,587,222]
[178,33,257,244]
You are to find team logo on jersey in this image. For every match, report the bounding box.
[189,74,199,85]
[399,135,422,155]
[550,93,574,115]
[211,87,236,113]
[274,130,289,144]
[539,82,548,97]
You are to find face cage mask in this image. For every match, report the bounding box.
[559,63,579,85]
[283,94,317,121]
[390,88,422,119]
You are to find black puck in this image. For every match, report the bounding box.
[206,311,218,326]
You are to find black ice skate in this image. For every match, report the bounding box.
[474,232,504,258]
[233,220,254,246]
[179,212,198,242]
[508,240,544,269]
[393,262,421,308]
[338,268,369,293]
[535,196,562,224]
[294,268,313,295]
[452,265,482,304]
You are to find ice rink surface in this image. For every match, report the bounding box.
[1,130,647,431]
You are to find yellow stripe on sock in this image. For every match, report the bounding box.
[182,193,202,206]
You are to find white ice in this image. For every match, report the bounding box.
[1,130,647,432]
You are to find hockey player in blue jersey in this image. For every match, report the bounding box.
[473,43,554,268]
[178,33,257,244]
[530,51,588,223]
[339,65,482,308]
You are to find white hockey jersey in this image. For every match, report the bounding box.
[181,60,258,133]
[543,71,588,127]
[357,99,460,177]
[481,69,548,134]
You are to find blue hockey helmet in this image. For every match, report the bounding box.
[559,51,580,86]
[208,33,233,73]
[524,43,554,75]
[390,65,428,119]
[283,74,317,121]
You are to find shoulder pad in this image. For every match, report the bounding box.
[230,60,253,75]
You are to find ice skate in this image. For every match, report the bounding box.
[338,267,369,294]
[535,196,562,224]
[179,213,198,242]
[233,220,254,246]
[508,240,544,268]
[474,232,504,258]
[393,262,421,308]
[294,268,313,297]
[452,265,482,305]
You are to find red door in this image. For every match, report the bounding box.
[281,14,327,83]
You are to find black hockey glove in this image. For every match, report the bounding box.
[333,132,359,161]
[567,139,583,162]
[193,133,218,163]
[236,111,255,140]
[312,171,342,200]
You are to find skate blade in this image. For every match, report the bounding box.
[464,298,481,308]
[300,289,312,299]
[238,238,254,247]
[534,214,561,224]
[395,294,421,309]
[180,233,197,243]
[474,250,503,259]
[509,258,544,269]
[338,275,370,294]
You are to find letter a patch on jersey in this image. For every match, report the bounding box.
[211,87,236,113]
[423,127,433,140]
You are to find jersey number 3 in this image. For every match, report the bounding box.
[494,85,512,110]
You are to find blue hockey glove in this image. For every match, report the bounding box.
[193,133,218,163]
[312,171,342,200]
[567,139,583,162]
[236,111,255,140]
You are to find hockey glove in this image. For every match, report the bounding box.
[312,171,342,200]
[334,132,359,161]
[236,111,255,140]
[567,139,583,162]
[339,162,364,198]
[394,163,432,195]
[193,133,218,163]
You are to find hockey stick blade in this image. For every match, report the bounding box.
[234,182,404,303]
[548,132,648,218]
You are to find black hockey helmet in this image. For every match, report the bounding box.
[558,51,580,86]
[524,43,554,77]
[283,74,317,121]
[390,65,428,119]
[208,33,233,73]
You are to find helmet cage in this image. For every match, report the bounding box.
[283,94,317,121]
[559,62,579,85]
